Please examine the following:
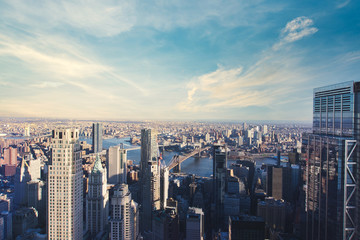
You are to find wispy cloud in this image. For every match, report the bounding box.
[1,1,284,37]
[179,17,318,113]
[31,81,64,88]
[0,32,146,97]
[336,0,351,9]
[273,16,318,50]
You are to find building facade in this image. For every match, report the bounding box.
[92,123,103,153]
[302,81,360,240]
[86,154,109,237]
[140,129,160,233]
[107,145,127,184]
[109,184,138,240]
[47,129,83,240]
[186,207,204,240]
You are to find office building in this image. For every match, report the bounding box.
[27,180,45,225]
[109,183,139,240]
[152,207,179,240]
[86,154,109,237]
[14,159,31,206]
[257,197,292,233]
[140,128,160,233]
[160,166,169,209]
[142,161,161,233]
[12,207,38,238]
[0,211,12,240]
[47,129,83,240]
[302,81,360,240]
[228,215,265,240]
[186,207,204,240]
[92,123,103,153]
[107,145,127,184]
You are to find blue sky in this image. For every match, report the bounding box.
[0,0,359,121]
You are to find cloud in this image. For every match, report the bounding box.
[0,32,147,97]
[336,0,351,8]
[178,53,309,112]
[179,17,318,113]
[273,16,318,50]
[1,1,284,37]
[31,81,64,88]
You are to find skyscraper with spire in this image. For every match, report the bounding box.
[86,154,109,237]
[47,129,83,240]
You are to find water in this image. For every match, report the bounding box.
[80,137,214,177]
[80,137,281,177]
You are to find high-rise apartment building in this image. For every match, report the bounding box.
[92,123,103,153]
[107,145,127,184]
[86,154,109,237]
[109,183,139,240]
[302,81,359,240]
[47,129,83,240]
[3,146,17,166]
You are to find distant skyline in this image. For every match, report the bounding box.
[0,1,359,121]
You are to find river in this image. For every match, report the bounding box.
[80,137,279,177]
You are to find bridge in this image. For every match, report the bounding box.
[167,146,211,171]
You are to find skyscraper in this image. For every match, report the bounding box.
[47,129,83,240]
[92,123,103,153]
[109,183,139,240]
[160,166,169,209]
[302,81,360,240]
[142,161,161,233]
[86,154,109,237]
[107,145,127,184]
[213,144,227,228]
[140,128,161,233]
[186,207,204,240]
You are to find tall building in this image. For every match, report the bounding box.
[186,207,204,240]
[140,129,160,233]
[107,145,127,184]
[160,166,169,209]
[302,81,360,240]
[140,128,158,173]
[142,161,161,233]
[213,145,227,228]
[266,166,292,202]
[27,180,45,225]
[3,146,17,166]
[92,123,103,153]
[152,207,179,240]
[109,183,139,240]
[47,129,83,240]
[86,154,109,237]
[228,215,265,240]
[14,159,31,206]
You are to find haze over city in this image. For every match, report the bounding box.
[1,1,359,121]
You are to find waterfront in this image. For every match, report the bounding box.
[80,137,279,177]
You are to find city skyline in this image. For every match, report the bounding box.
[0,1,359,121]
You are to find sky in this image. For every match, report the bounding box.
[0,0,359,121]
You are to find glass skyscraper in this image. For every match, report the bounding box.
[302,81,359,240]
